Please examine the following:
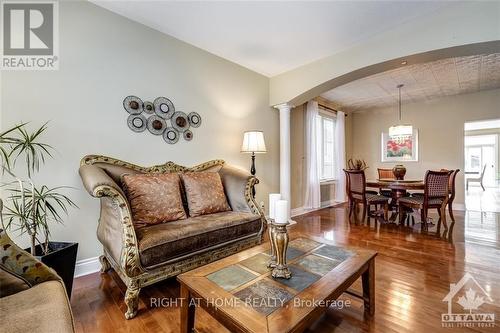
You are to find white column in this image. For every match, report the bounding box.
[274,103,292,218]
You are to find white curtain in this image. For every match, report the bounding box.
[335,110,346,202]
[304,101,321,209]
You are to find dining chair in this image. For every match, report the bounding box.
[344,169,390,224]
[442,169,460,226]
[398,170,451,236]
[466,164,487,191]
[377,168,394,197]
[409,169,459,226]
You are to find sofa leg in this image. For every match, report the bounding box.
[99,255,111,273]
[125,283,141,319]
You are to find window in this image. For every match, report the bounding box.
[318,114,336,181]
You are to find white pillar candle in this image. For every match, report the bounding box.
[275,200,289,224]
[269,193,281,219]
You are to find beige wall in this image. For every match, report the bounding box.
[350,88,500,206]
[0,1,279,261]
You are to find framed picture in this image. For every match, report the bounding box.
[381,130,418,162]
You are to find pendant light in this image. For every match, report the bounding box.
[388,84,413,143]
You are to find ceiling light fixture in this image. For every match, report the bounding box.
[388,84,413,144]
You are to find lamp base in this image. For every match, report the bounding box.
[250,152,256,197]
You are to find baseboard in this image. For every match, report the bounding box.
[321,199,337,208]
[75,256,100,278]
[291,207,308,217]
[291,201,343,218]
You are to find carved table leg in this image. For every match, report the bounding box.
[180,284,195,333]
[124,281,141,319]
[99,255,111,273]
[362,259,375,317]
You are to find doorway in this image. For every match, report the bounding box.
[464,119,500,212]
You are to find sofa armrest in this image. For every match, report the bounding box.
[219,165,264,217]
[79,164,126,198]
[0,230,60,292]
[78,165,144,277]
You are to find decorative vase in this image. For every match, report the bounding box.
[392,165,406,180]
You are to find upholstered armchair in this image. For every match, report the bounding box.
[0,203,75,332]
[79,155,266,319]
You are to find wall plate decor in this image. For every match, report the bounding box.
[187,112,202,128]
[123,96,143,114]
[127,114,147,132]
[183,129,193,141]
[154,97,175,119]
[123,96,201,143]
[143,101,154,114]
[147,115,167,135]
[163,127,179,144]
[171,111,190,132]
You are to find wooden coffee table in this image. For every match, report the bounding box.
[177,235,377,333]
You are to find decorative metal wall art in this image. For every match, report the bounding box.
[123,96,201,144]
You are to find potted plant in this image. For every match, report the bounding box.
[0,123,78,298]
[347,158,368,171]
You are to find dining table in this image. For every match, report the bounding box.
[366,179,425,222]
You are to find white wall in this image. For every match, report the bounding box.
[0,1,279,261]
[350,88,500,206]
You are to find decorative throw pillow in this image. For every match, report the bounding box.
[181,172,231,217]
[122,173,187,228]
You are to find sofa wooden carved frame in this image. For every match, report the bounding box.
[79,155,266,319]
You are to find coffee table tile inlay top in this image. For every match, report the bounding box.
[178,235,377,333]
[206,265,258,291]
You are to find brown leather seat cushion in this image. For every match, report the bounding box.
[136,211,262,268]
[0,280,74,333]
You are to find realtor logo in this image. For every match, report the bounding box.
[1,0,59,70]
[442,273,495,328]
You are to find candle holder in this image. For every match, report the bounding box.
[267,219,277,268]
[270,221,291,279]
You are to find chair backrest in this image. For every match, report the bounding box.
[378,168,394,180]
[424,170,451,202]
[480,164,487,179]
[344,169,366,200]
[440,169,460,201]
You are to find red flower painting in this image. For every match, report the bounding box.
[386,138,413,157]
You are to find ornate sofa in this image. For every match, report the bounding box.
[0,229,75,332]
[79,155,266,319]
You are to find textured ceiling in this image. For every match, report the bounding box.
[91,0,452,76]
[320,53,500,112]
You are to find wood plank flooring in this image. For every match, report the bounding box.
[72,207,500,332]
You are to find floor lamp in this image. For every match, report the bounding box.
[241,131,267,197]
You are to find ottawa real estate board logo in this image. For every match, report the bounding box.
[442,273,495,328]
[1,1,59,70]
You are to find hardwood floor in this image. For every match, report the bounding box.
[72,206,500,332]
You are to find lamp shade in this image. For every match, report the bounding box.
[389,125,413,138]
[241,131,267,153]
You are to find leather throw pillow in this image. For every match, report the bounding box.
[181,172,231,217]
[122,173,187,228]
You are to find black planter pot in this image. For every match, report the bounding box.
[25,241,78,299]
